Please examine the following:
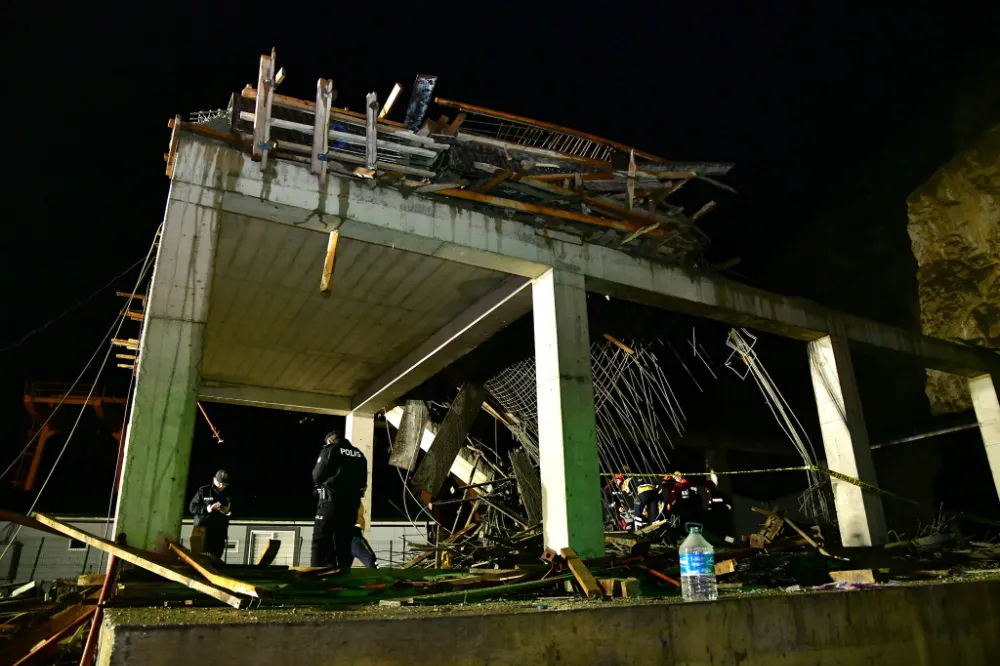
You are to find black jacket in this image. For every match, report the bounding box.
[189,483,232,527]
[312,437,368,501]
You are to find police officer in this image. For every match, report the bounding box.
[311,430,368,571]
[188,470,232,559]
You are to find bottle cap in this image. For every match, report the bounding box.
[685,522,703,533]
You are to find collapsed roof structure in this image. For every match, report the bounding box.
[186,49,734,268]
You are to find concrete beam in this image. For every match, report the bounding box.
[969,374,1000,502]
[114,198,219,551]
[168,134,999,378]
[534,269,604,559]
[198,382,351,415]
[412,383,487,496]
[384,407,490,487]
[345,412,375,540]
[351,277,532,414]
[808,335,887,547]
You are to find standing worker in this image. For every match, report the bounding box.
[188,470,232,559]
[312,430,368,573]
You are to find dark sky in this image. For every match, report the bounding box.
[1,1,998,521]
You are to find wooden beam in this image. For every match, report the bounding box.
[252,49,276,168]
[319,230,340,293]
[626,150,636,212]
[0,509,67,538]
[256,539,281,566]
[560,547,603,598]
[311,78,333,176]
[168,542,261,598]
[442,112,467,136]
[377,83,402,120]
[366,92,378,171]
[433,188,663,235]
[31,513,246,608]
[472,168,513,194]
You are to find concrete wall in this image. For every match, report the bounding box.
[99,577,1000,665]
[0,519,429,581]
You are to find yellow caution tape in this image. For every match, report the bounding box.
[600,465,918,505]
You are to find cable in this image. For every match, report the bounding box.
[0,249,154,483]
[0,226,160,565]
[0,257,147,353]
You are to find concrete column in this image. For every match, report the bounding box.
[808,335,887,547]
[346,412,375,539]
[533,269,604,559]
[113,200,219,551]
[969,373,1000,501]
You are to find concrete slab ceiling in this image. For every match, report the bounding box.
[201,214,512,402]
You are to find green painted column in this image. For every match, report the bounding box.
[113,198,219,551]
[533,269,604,559]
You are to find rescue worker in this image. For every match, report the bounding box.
[604,474,633,531]
[664,471,710,530]
[311,430,368,572]
[351,501,379,568]
[626,477,660,531]
[188,470,232,559]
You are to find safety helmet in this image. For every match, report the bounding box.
[325,431,341,446]
[214,469,229,487]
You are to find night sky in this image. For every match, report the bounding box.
[1,1,999,524]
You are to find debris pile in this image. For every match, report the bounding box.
[170,49,736,270]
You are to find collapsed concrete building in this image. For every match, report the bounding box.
[109,50,1000,567]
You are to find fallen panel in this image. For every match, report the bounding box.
[412,383,488,496]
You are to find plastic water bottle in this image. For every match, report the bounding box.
[679,522,717,601]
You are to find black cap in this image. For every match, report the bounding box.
[325,431,340,445]
[214,469,229,484]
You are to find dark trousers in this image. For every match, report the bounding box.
[633,489,660,528]
[311,500,358,569]
[204,524,228,559]
[351,528,378,568]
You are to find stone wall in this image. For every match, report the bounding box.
[908,124,1000,413]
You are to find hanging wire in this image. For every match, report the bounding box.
[1,225,161,565]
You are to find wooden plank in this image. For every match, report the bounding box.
[406,573,575,606]
[560,547,603,598]
[620,577,642,598]
[378,83,402,120]
[0,509,66,538]
[472,168,513,194]
[626,150,636,212]
[830,569,875,585]
[168,542,261,598]
[319,230,340,293]
[442,112,467,136]
[715,559,736,575]
[252,49,276,168]
[366,92,378,170]
[256,539,281,566]
[433,188,641,234]
[311,78,333,176]
[31,514,246,608]
[241,112,438,160]
[0,601,95,665]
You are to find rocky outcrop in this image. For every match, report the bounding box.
[907,124,1000,413]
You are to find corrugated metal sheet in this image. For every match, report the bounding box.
[202,214,509,396]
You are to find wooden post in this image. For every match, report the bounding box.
[366,92,378,171]
[311,78,333,176]
[319,230,340,293]
[253,49,276,168]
